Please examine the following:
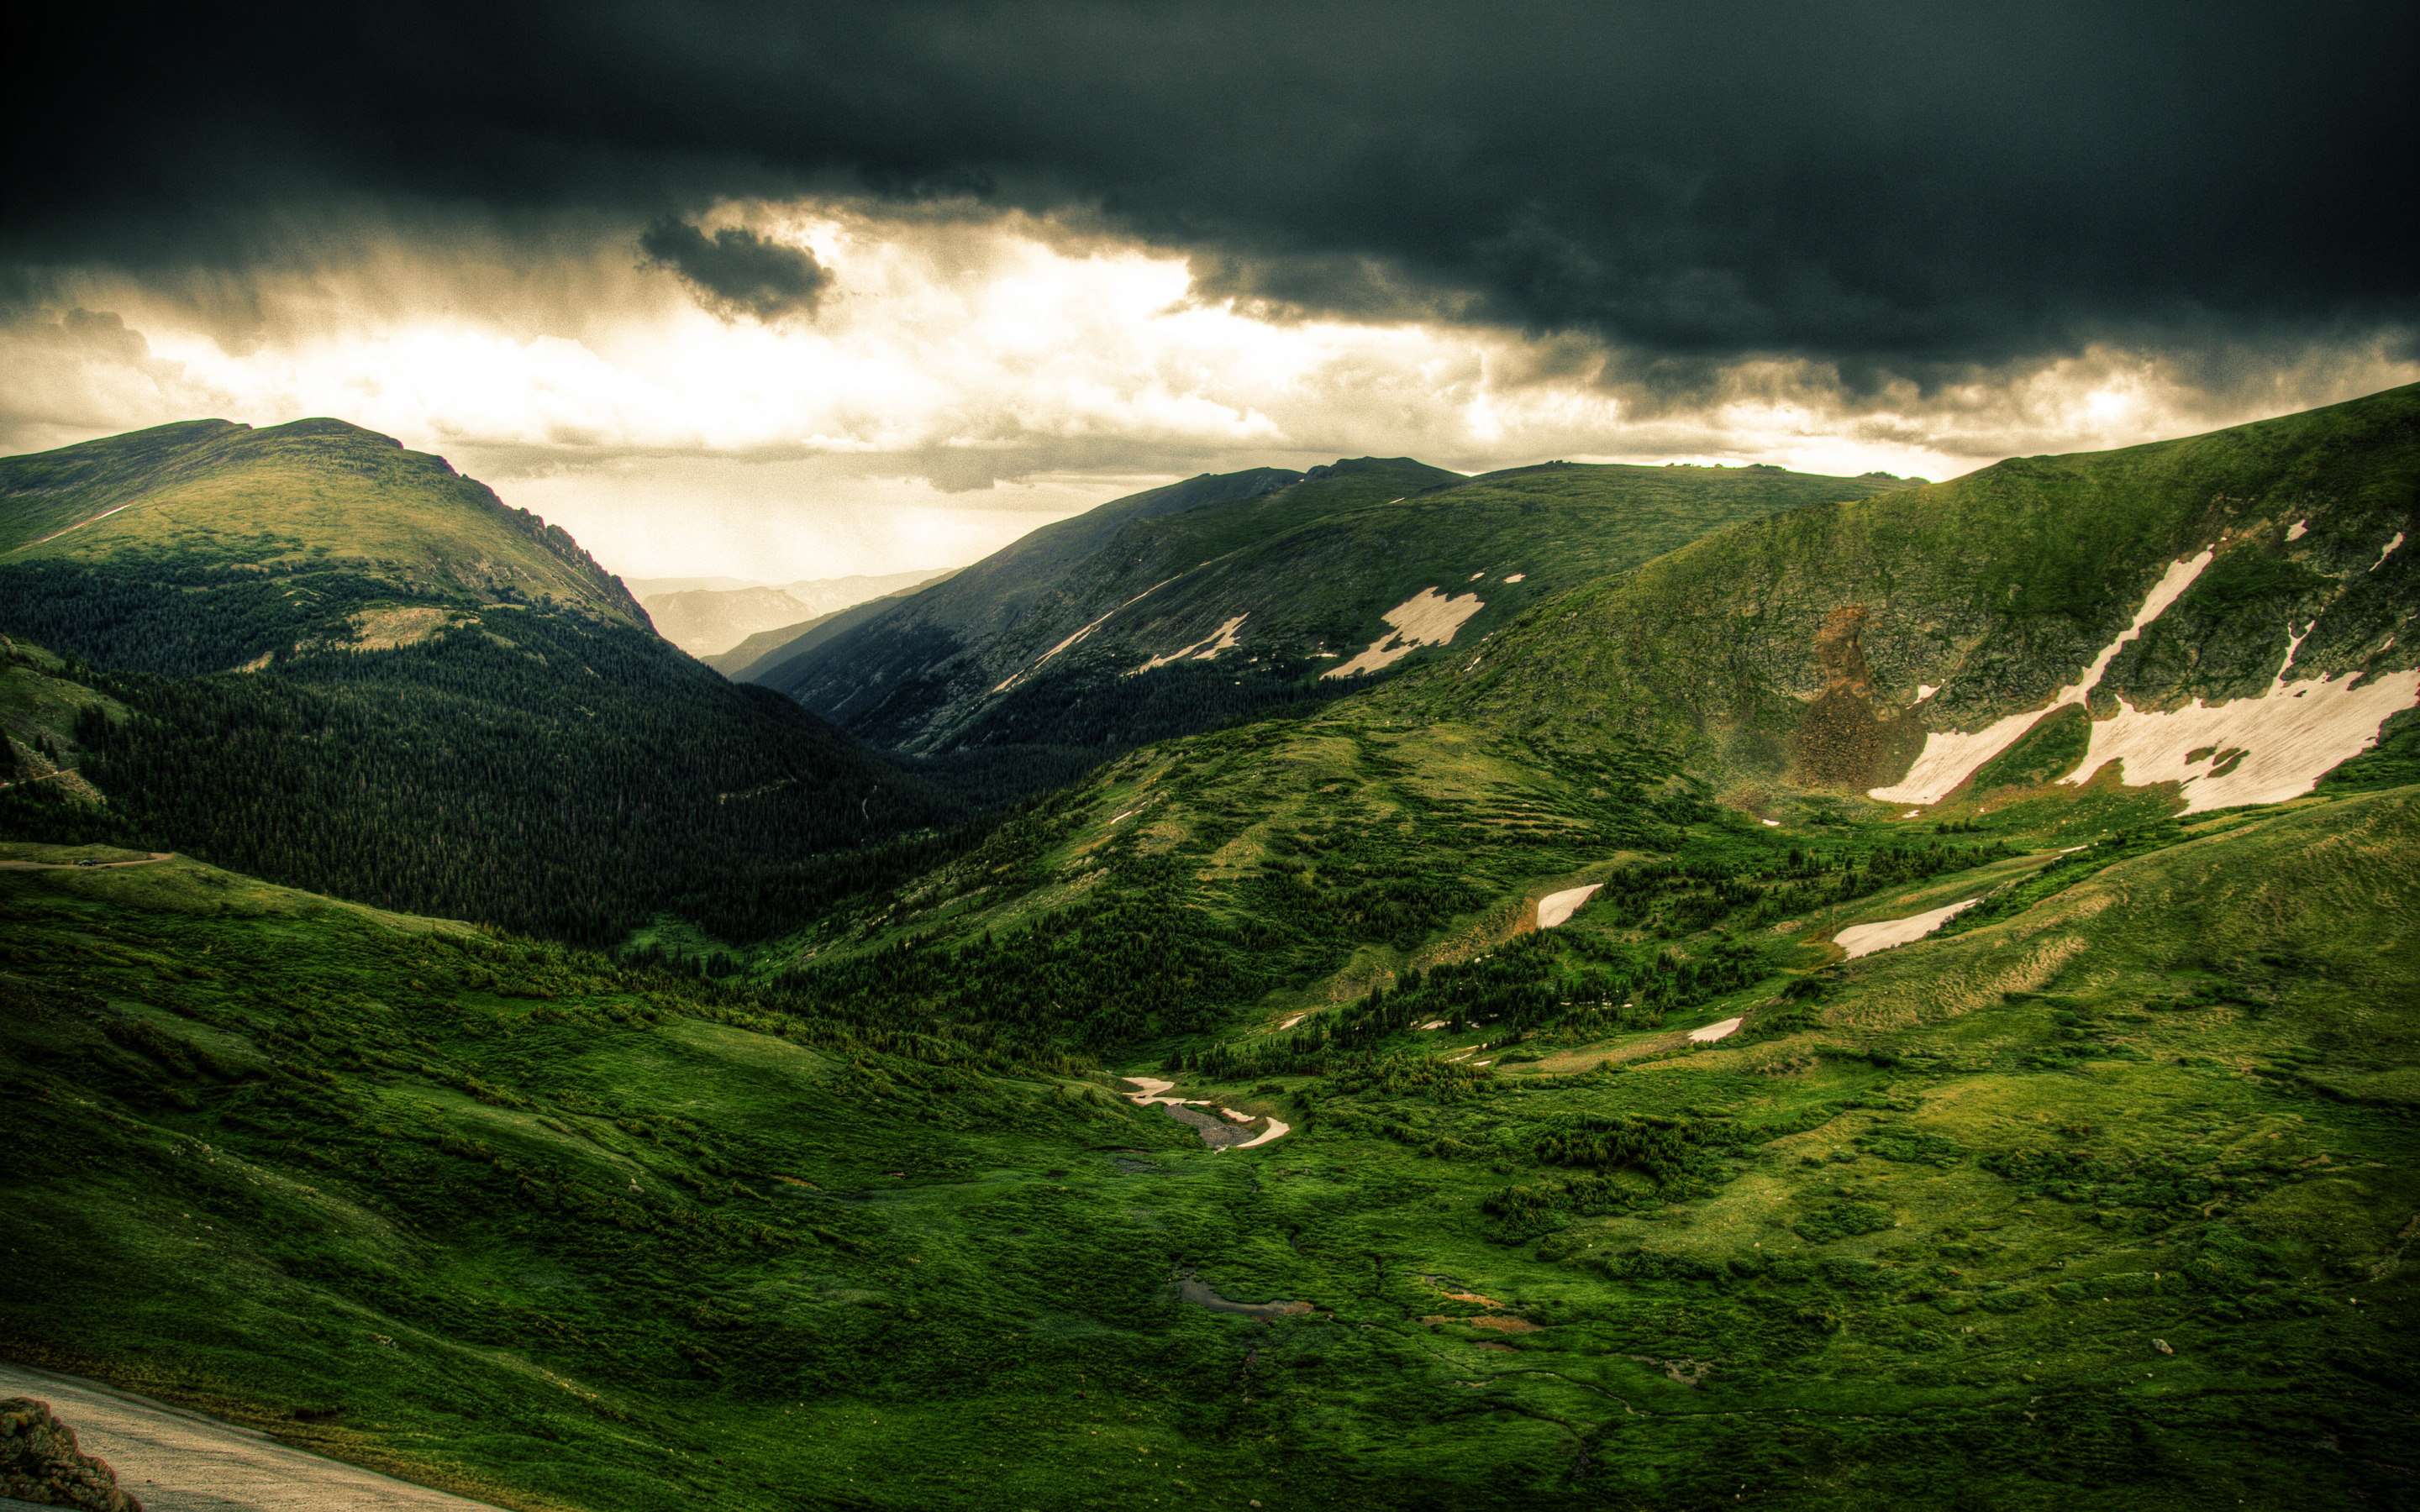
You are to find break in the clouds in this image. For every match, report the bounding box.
[0,1,2411,576]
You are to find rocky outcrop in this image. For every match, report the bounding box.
[0,1398,142,1511]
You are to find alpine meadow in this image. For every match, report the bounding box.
[3,2,2415,1503]
[3,381,2416,1511]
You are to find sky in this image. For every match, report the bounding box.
[4,0,2411,582]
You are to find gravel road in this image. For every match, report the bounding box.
[0,1362,505,1511]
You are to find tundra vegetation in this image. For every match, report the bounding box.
[1,391,2416,1510]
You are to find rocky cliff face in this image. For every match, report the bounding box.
[0,1398,141,1512]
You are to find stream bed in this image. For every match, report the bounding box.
[1116,1078,1292,1149]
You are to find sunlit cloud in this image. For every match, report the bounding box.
[3,199,2410,580]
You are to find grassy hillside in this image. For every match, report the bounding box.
[1,418,643,627]
[1382,384,2420,802]
[3,778,2413,1510]
[759,458,1911,759]
[750,459,1449,743]
[0,418,991,948]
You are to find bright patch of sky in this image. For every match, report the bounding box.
[5,202,2412,582]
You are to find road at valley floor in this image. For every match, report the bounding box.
[0,1362,507,1510]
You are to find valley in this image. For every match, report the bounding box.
[1,389,2416,1511]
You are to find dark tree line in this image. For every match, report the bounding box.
[0,580,1025,944]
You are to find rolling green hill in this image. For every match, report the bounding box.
[3,780,2413,1510]
[2,417,644,627]
[0,423,983,946]
[752,459,1913,756]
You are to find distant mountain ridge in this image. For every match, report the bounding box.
[707,568,965,679]
[751,457,1914,755]
[638,570,952,657]
[644,584,814,655]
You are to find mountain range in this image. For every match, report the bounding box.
[745,457,1918,756]
[1,389,2415,1512]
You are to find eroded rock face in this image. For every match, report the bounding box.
[0,1397,143,1512]
[1791,603,1928,790]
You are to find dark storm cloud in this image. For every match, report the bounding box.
[6,0,2412,373]
[638,218,830,321]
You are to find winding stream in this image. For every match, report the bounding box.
[1116,1078,1292,1149]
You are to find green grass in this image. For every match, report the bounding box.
[7,774,2415,1510]
[1,417,639,622]
[3,395,2416,1509]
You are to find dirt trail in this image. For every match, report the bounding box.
[18,500,143,549]
[0,1360,507,1509]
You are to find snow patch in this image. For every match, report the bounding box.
[994,578,1181,691]
[1504,573,1527,583]
[1537,883,1602,928]
[2286,519,2309,542]
[1761,818,1781,827]
[1415,1020,1446,1031]
[2375,532,2406,571]
[1231,1117,1292,1149]
[2061,666,2420,812]
[1690,1016,1744,1043]
[1870,550,2216,804]
[1136,613,1249,673]
[1322,588,1486,679]
[1917,684,1939,701]
[1833,899,1981,959]
[1470,570,1486,580]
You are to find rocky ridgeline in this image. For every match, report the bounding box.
[0,1398,141,1512]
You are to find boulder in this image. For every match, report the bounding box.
[0,1398,142,1511]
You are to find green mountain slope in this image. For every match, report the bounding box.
[1385,384,2420,811]
[0,423,976,947]
[4,779,2413,1510]
[746,459,1432,742]
[2,417,643,627]
[755,458,1912,758]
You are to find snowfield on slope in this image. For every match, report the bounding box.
[1871,550,2212,806]
[1536,883,1602,928]
[1870,546,2418,813]
[1135,613,1248,673]
[1833,898,1982,959]
[1322,587,1485,679]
